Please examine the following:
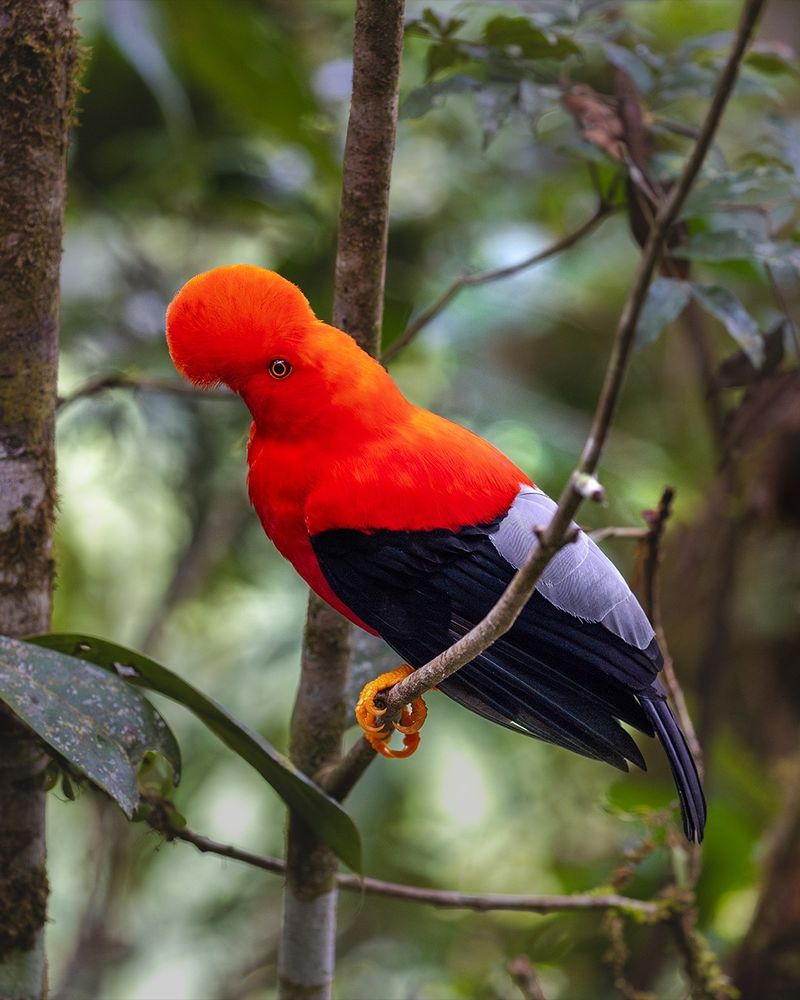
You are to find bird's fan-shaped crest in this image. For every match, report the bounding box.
[165,265,314,388]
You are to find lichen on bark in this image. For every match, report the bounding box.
[0,1,79,995]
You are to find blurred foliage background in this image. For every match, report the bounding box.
[49,1,800,997]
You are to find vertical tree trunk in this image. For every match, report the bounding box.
[0,1,77,995]
[277,1,405,997]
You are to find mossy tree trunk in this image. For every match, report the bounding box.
[0,1,77,995]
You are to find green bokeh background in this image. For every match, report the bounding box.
[48,2,800,997]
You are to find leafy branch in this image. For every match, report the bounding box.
[383,201,617,362]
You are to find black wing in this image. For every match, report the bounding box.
[311,497,706,842]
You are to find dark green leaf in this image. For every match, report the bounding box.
[713,321,786,390]
[602,41,654,94]
[61,772,76,802]
[674,231,800,268]
[405,20,435,40]
[28,633,362,872]
[483,17,579,60]
[422,8,444,33]
[676,31,734,59]
[635,278,691,349]
[400,75,478,120]
[417,9,465,39]
[476,82,518,149]
[682,166,798,217]
[0,635,180,818]
[674,230,760,263]
[745,43,798,77]
[689,284,764,367]
[426,39,468,79]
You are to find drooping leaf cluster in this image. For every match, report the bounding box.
[404,5,800,368]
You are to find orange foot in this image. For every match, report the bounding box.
[355,665,428,759]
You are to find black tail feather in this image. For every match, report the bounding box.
[641,693,706,843]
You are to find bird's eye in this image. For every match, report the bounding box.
[269,358,292,380]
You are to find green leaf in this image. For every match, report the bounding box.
[673,230,759,263]
[476,82,518,149]
[635,278,691,349]
[419,9,464,39]
[483,17,579,59]
[400,75,478,120]
[0,635,180,818]
[689,284,764,368]
[682,166,798,217]
[673,230,800,270]
[28,633,362,872]
[426,39,469,79]
[745,43,798,77]
[603,41,654,94]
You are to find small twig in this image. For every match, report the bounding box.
[639,488,704,888]
[640,489,704,786]
[57,372,233,412]
[382,204,616,363]
[325,0,764,796]
[589,526,650,543]
[652,117,701,141]
[667,910,736,1000]
[508,956,549,1000]
[148,810,660,918]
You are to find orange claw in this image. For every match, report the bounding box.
[355,665,427,759]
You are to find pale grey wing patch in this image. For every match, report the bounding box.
[489,485,655,651]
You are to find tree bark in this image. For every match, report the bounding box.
[732,775,800,1000]
[0,1,77,995]
[277,1,405,997]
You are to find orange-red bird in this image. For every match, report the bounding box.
[166,264,706,842]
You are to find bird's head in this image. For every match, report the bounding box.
[166,265,317,390]
[166,264,399,433]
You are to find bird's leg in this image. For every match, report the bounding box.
[355,664,428,759]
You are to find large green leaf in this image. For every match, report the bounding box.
[482,17,580,59]
[682,166,798,217]
[635,277,691,349]
[689,284,764,368]
[602,41,654,94]
[674,231,800,268]
[400,75,479,120]
[745,42,799,78]
[0,636,180,818]
[673,230,759,263]
[28,633,361,872]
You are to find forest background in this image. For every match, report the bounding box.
[14,0,800,997]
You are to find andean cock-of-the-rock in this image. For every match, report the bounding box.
[166,264,706,843]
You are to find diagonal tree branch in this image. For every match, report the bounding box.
[382,203,616,363]
[323,0,767,799]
